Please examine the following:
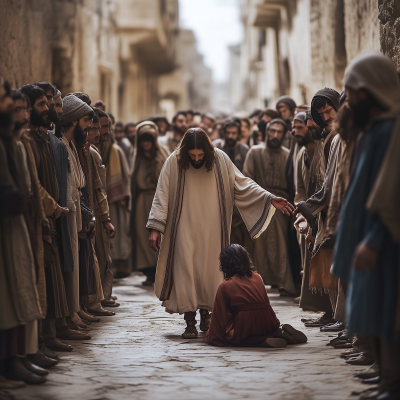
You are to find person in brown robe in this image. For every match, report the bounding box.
[130,121,168,286]
[19,84,77,352]
[205,244,307,347]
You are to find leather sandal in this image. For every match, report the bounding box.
[101,299,120,308]
[199,309,211,332]
[182,320,198,339]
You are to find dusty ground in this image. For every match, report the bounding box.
[13,273,366,400]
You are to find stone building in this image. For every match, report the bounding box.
[0,0,211,122]
[230,0,394,112]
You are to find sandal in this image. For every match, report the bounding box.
[199,309,211,332]
[182,320,198,339]
[78,309,101,322]
[101,299,120,308]
[87,307,115,316]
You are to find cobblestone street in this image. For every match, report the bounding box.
[12,274,366,400]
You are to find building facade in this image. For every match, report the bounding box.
[230,0,385,112]
[0,0,212,122]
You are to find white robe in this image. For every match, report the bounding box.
[147,148,277,313]
[163,162,223,313]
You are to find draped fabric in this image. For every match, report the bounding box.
[49,132,73,272]
[131,125,170,271]
[90,146,113,300]
[20,134,48,317]
[29,128,69,319]
[147,148,276,305]
[243,144,297,294]
[0,139,42,330]
[332,118,400,343]
[205,273,280,347]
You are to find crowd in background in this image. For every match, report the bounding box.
[0,51,399,400]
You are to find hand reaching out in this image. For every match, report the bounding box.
[271,197,295,216]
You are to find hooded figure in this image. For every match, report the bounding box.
[130,121,169,285]
[275,96,297,115]
[310,88,340,129]
[332,53,400,352]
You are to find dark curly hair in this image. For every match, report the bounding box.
[219,244,257,280]
[177,127,216,172]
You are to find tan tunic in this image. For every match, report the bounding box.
[244,144,296,294]
[62,137,85,313]
[0,141,42,330]
[163,162,224,314]
[135,157,160,270]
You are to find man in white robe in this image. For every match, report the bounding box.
[147,128,294,338]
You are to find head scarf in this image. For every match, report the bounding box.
[53,89,62,103]
[344,51,400,110]
[311,88,340,128]
[275,96,297,113]
[136,121,159,149]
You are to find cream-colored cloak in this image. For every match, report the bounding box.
[146,148,276,313]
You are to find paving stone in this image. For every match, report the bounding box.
[12,273,366,400]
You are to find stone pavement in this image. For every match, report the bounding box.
[13,274,366,400]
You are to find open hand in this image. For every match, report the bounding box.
[271,197,295,216]
[149,229,161,253]
[354,243,378,271]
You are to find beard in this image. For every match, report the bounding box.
[174,125,186,135]
[296,131,313,147]
[225,138,238,148]
[267,136,282,149]
[73,122,87,144]
[48,106,60,125]
[13,118,28,132]
[31,108,51,128]
[350,99,372,130]
[310,126,323,140]
[190,157,205,169]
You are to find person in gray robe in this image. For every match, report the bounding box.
[244,119,297,296]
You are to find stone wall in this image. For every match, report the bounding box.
[379,0,400,68]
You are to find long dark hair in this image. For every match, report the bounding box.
[219,244,257,280]
[177,127,216,172]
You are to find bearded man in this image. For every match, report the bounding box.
[333,52,400,399]
[295,89,342,330]
[58,95,96,331]
[147,127,294,338]
[19,84,79,351]
[96,109,131,280]
[244,119,297,296]
[213,118,250,247]
[65,98,115,318]
[275,96,297,149]
[293,111,333,314]
[86,111,116,305]
[159,111,187,154]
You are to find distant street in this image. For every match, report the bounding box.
[13,274,365,400]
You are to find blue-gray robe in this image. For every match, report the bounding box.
[332,117,399,343]
[49,132,74,272]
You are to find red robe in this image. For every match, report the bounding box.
[205,273,280,346]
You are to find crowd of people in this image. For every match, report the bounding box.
[0,50,399,400]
